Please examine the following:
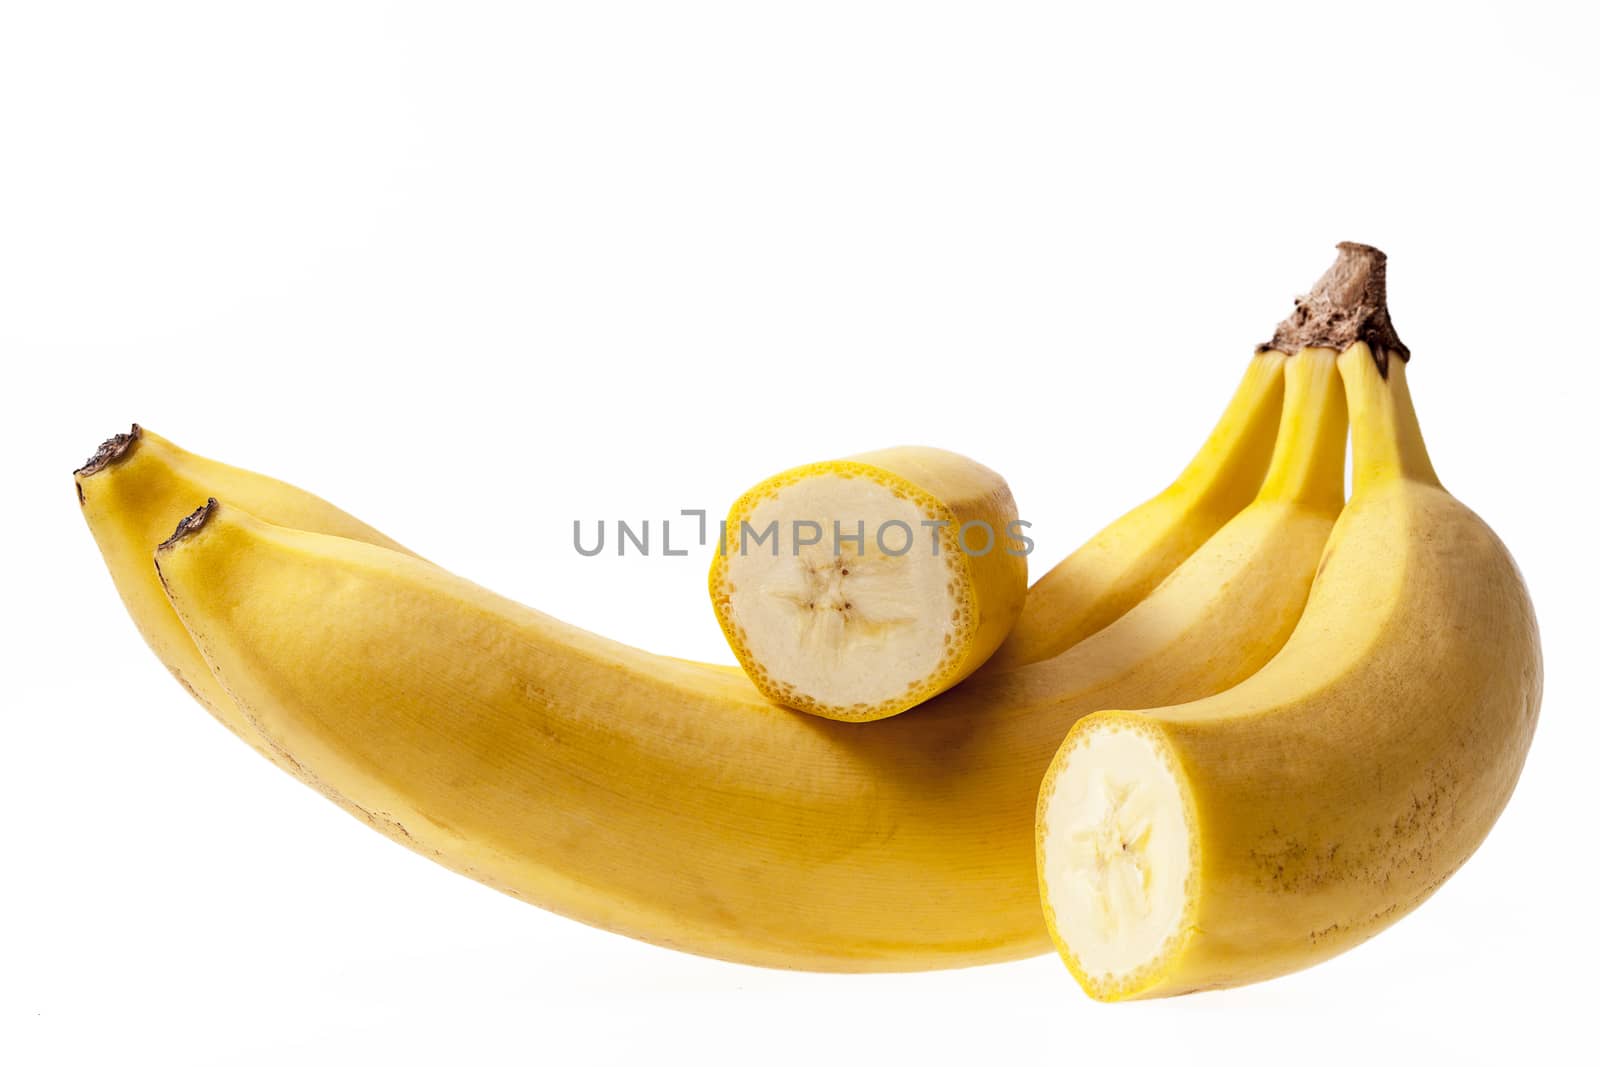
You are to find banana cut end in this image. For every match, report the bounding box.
[710,448,1026,722]
[1038,713,1197,1001]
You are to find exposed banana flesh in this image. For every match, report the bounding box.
[710,447,1027,721]
[1038,245,1542,999]
[987,351,1286,670]
[145,344,1343,971]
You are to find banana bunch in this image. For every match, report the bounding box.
[1038,246,1542,998]
[76,244,1539,995]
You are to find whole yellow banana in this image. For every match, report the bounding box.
[987,351,1285,670]
[75,351,1280,748]
[146,346,1343,971]
[1038,244,1542,999]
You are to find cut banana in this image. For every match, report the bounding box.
[987,351,1286,671]
[709,447,1026,720]
[1038,244,1542,999]
[142,333,1341,971]
[78,254,1355,971]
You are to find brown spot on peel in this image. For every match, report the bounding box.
[1259,242,1409,376]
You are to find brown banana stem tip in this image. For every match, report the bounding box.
[1260,242,1410,376]
[159,498,219,551]
[75,423,143,477]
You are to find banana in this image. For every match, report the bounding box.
[76,355,1277,746]
[73,426,412,771]
[709,447,1027,721]
[986,351,1286,670]
[145,337,1343,971]
[1037,243,1542,999]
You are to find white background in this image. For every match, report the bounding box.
[3,2,1596,1063]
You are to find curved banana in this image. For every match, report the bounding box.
[76,354,1279,749]
[146,344,1343,971]
[988,352,1286,670]
[1037,244,1542,999]
[73,426,412,770]
[710,446,1028,721]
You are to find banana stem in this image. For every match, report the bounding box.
[1262,241,1435,494]
[1262,242,1409,376]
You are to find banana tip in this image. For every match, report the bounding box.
[75,423,142,479]
[158,498,220,552]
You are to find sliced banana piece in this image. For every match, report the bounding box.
[709,447,1027,721]
[1037,246,1541,1001]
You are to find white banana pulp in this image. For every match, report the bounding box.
[1041,723,1192,981]
[722,474,964,711]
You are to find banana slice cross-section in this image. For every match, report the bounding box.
[710,447,1027,721]
[1041,717,1194,985]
